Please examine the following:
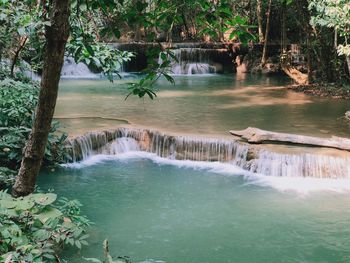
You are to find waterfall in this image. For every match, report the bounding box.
[160,48,217,75]
[66,128,350,179]
[103,137,140,155]
[247,150,349,179]
[61,57,98,78]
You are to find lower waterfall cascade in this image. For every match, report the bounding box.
[66,128,350,179]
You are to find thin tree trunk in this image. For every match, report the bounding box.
[281,2,287,53]
[10,36,28,77]
[133,0,144,42]
[306,28,312,83]
[261,0,272,65]
[166,22,174,43]
[346,56,350,76]
[181,14,190,38]
[345,37,350,76]
[256,0,264,43]
[134,24,142,42]
[12,0,70,197]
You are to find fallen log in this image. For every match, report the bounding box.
[229,127,350,151]
[282,65,308,85]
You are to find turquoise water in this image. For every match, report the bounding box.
[56,75,350,137]
[39,156,350,263]
[47,74,350,262]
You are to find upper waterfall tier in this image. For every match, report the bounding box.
[61,57,99,78]
[112,42,234,73]
[159,48,227,75]
[66,128,350,179]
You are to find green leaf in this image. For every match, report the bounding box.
[15,199,34,210]
[36,207,62,224]
[43,253,55,259]
[79,3,87,11]
[17,27,26,36]
[32,193,57,206]
[33,229,51,241]
[163,74,175,85]
[75,240,82,249]
[83,258,102,263]
[0,199,17,209]
[85,44,95,56]
[113,28,121,39]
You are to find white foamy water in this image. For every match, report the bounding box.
[64,150,350,194]
[64,128,350,193]
[61,57,99,79]
[159,48,216,75]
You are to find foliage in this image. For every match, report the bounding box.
[84,240,132,263]
[0,78,38,126]
[67,41,133,81]
[0,78,69,172]
[0,0,49,73]
[92,0,254,43]
[0,167,16,189]
[67,6,134,81]
[195,0,255,42]
[309,0,350,56]
[126,48,177,99]
[0,190,91,262]
[1,0,259,99]
[1,0,135,80]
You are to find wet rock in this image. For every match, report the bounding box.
[345,111,350,121]
[246,148,258,161]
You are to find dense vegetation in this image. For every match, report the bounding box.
[0,191,90,262]
[0,68,92,262]
[0,72,68,189]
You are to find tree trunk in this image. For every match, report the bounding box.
[343,37,349,76]
[12,0,70,197]
[261,0,272,65]
[256,0,264,43]
[346,55,350,76]
[281,2,287,53]
[181,14,190,38]
[134,24,142,42]
[166,22,174,43]
[132,0,144,42]
[306,27,312,83]
[318,29,335,82]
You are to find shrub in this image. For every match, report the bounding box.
[0,191,91,262]
[0,167,16,189]
[0,78,69,175]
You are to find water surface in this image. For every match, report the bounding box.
[39,157,350,263]
[56,74,350,138]
[51,74,350,262]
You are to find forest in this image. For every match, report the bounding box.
[0,0,350,262]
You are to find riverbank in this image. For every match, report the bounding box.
[289,83,350,100]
